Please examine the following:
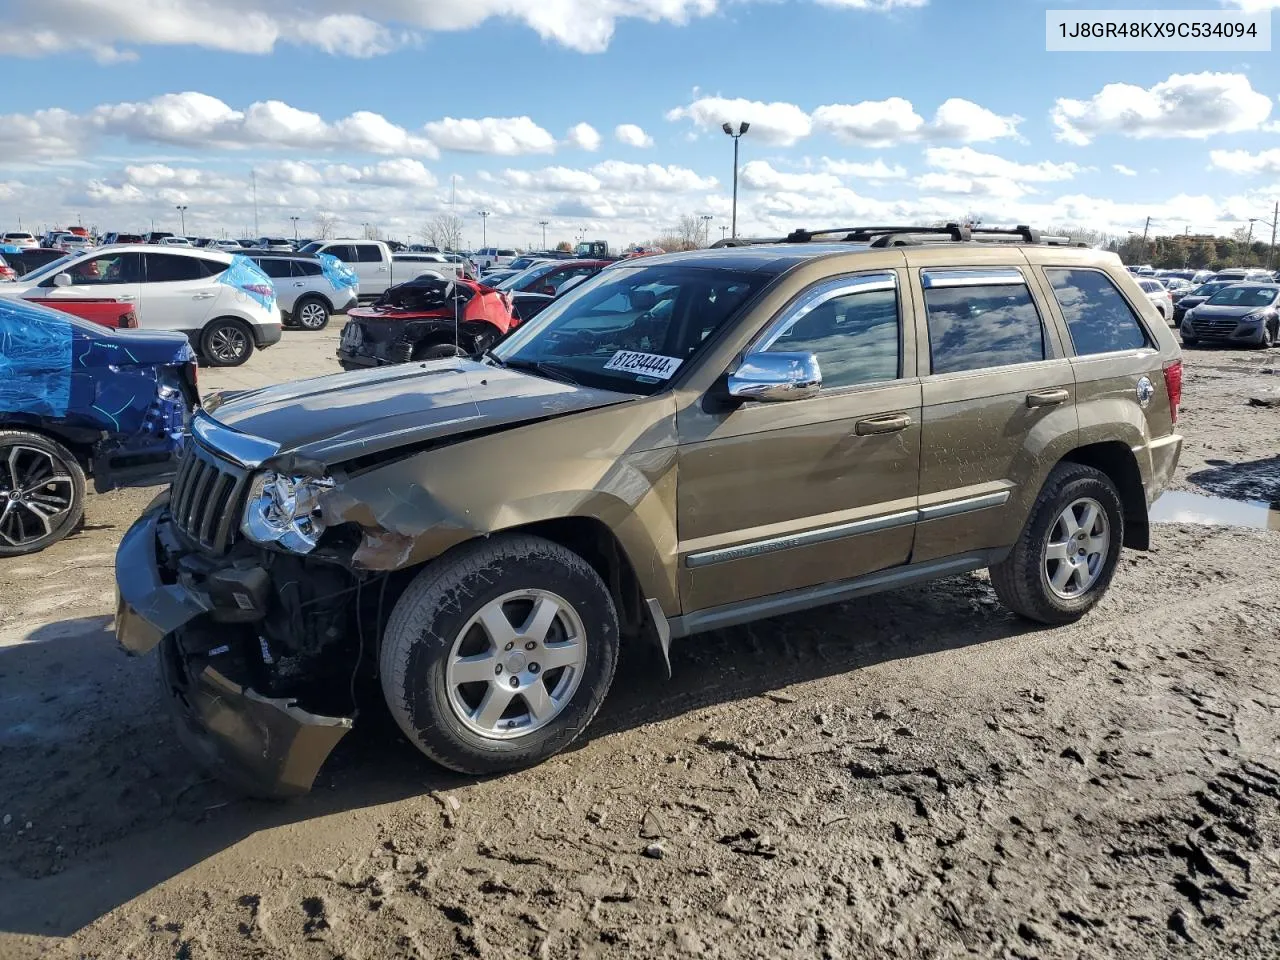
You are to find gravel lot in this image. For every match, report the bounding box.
[2,324,1278,959]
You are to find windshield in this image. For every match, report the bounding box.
[1206,285,1279,308]
[300,241,324,254]
[493,264,769,396]
[18,253,75,282]
[494,262,558,292]
[1192,282,1229,297]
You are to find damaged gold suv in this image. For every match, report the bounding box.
[115,224,1184,797]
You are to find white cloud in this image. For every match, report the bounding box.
[590,160,717,192]
[813,97,1021,146]
[615,123,655,148]
[665,97,814,145]
[923,147,1080,183]
[1209,148,1280,176]
[1113,164,1137,176]
[740,160,843,192]
[915,172,1030,200]
[1052,72,1273,145]
[816,0,927,7]
[503,166,603,193]
[424,116,557,155]
[565,122,602,151]
[0,0,721,59]
[819,157,908,179]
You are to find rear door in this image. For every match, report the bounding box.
[254,257,296,311]
[351,243,390,293]
[908,261,1079,564]
[138,252,223,333]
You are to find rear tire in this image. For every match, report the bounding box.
[294,296,331,331]
[200,318,254,367]
[379,534,620,775]
[414,342,469,361]
[0,430,86,557]
[989,463,1124,626]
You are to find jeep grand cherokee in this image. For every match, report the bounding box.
[114,224,1183,796]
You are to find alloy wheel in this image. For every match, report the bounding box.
[0,445,75,547]
[445,589,588,740]
[209,325,248,363]
[298,301,328,329]
[1044,497,1110,600]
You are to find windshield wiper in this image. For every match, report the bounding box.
[504,358,582,386]
[481,347,506,368]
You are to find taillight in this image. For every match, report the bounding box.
[1162,359,1182,423]
[120,310,139,328]
[242,283,273,298]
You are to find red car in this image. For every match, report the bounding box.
[337,276,519,370]
[27,298,140,329]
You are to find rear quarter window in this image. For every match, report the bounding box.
[1044,269,1150,356]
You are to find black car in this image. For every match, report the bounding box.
[1173,281,1237,324]
[1180,283,1280,348]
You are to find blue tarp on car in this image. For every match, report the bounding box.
[0,298,74,417]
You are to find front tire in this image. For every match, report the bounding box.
[989,463,1124,625]
[294,296,331,331]
[200,318,254,366]
[0,430,86,556]
[414,342,469,361]
[380,534,620,775]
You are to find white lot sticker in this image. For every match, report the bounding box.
[603,350,683,380]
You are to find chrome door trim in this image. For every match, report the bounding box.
[753,272,898,353]
[921,268,1026,288]
[917,490,1010,521]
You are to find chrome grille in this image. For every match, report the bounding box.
[1193,318,1238,337]
[169,441,250,553]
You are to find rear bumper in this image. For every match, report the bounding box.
[253,321,283,348]
[335,349,385,368]
[1143,433,1183,506]
[115,506,353,797]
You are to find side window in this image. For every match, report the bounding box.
[50,252,141,286]
[292,260,322,277]
[256,258,293,279]
[324,245,356,263]
[1044,268,1150,356]
[143,253,205,283]
[353,244,383,263]
[760,273,900,389]
[198,258,228,278]
[922,269,1045,375]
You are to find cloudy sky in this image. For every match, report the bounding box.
[4,0,1280,248]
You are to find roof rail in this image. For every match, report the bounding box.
[712,223,1088,249]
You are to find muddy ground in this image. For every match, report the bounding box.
[2,329,1279,959]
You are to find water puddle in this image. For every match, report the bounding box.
[1150,490,1280,531]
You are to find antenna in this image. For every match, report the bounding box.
[251,169,259,236]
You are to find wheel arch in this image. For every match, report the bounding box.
[295,290,335,313]
[0,416,95,470]
[1059,441,1149,550]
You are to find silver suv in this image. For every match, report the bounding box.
[249,254,358,331]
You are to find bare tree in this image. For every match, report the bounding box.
[362,223,382,241]
[676,214,704,250]
[555,240,572,252]
[314,213,338,240]
[423,213,464,251]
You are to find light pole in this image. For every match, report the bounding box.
[175,205,188,235]
[721,121,750,239]
[720,225,728,241]
[477,210,491,248]
[289,215,300,241]
[699,214,713,247]
[538,220,549,250]
[1249,204,1279,269]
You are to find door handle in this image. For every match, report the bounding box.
[1025,389,1069,408]
[192,292,217,300]
[117,295,135,302]
[854,414,912,436]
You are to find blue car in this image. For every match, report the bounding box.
[0,298,198,555]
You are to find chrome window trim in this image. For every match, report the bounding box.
[684,490,1010,568]
[191,413,281,468]
[922,268,1026,289]
[754,272,898,353]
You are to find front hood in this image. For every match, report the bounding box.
[202,359,634,465]
[1177,296,1207,308]
[1189,304,1264,319]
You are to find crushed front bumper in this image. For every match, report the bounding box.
[115,506,353,798]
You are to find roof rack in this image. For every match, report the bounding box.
[709,223,1088,249]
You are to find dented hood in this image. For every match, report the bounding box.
[202,358,633,464]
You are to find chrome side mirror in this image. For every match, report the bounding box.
[727,352,821,402]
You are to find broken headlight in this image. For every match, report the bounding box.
[241,471,335,554]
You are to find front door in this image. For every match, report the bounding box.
[139,252,221,334]
[909,265,1079,563]
[30,251,142,309]
[677,271,922,613]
